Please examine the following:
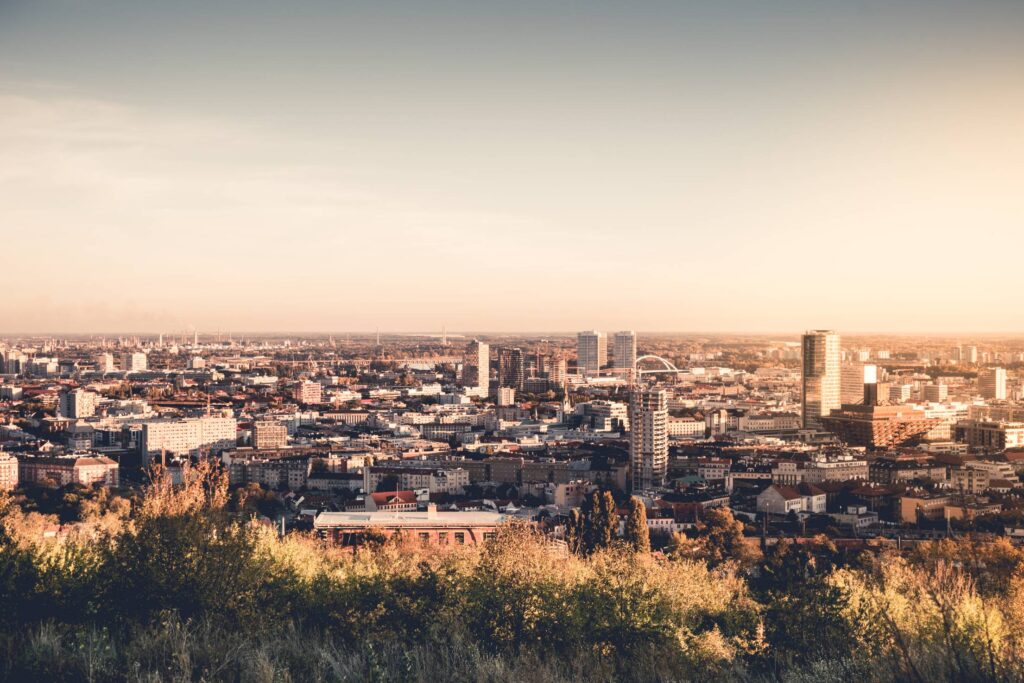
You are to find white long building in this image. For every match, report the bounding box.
[139,416,237,464]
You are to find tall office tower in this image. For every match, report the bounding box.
[577,330,607,376]
[951,346,962,362]
[801,330,841,429]
[460,340,490,396]
[979,367,1007,400]
[963,346,978,364]
[122,352,148,373]
[59,389,97,419]
[840,363,877,405]
[497,347,524,390]
[629,387,668,492]
[613,330,637,370]
[94,352,115,373]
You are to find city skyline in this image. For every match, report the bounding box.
[3,0,1024,333]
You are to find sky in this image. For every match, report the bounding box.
[1,0,1023,334]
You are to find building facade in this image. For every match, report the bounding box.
[577,330,607,377]
[629,388,668,491]
[802,330,841,429]
[613,330,637,371]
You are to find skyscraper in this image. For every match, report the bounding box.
[613,330,637,370]
[629,387,668,492]
[802,330,841,429]
[979,367,1007,400]
[461,340,490,396]
[497,347,524,390]
[577,330,607,376]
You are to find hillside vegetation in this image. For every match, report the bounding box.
[2,465,1024,682]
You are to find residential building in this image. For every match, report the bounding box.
[0,453,18,491]
[497,347,525,390]
[18,455,119,488]
[122,352,147,372]
[757,483,827,515]
[252,421,288,449]
[577,330,607,376]
[94,353,115,373]
[979,368,1007,400]
[292,380,323,405]
[923,384,948,402]
[899,492,952,523]
[802,454,869,483]
[613,330,637,371]
[58,389,97,419]
[139,416,237,464]
[461,340,490,396]
[364,466,469,495]
[956,420,1024,452]
[629,388,668,491]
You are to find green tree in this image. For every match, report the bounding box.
[565,508,584,555]
[579,490,618,554]
[688,507,758,569]
[624,496,651,553]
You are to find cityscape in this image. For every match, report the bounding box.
[4,0,1024,681]
[5,329,1024,539]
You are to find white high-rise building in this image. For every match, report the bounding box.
[461,340,490,396]
[577,330,607,376]
[963,346,979,364]
[59,389,97,419]
[801,330,841,429]
[629,388,668,492]
[979,367,1007,401]
[122,352,147,373]
[94,353,115,373]
[613,331,637,371]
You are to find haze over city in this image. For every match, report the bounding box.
[3,0,1024,333]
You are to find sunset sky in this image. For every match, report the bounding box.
[2,0,1023,334]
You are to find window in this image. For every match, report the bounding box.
[418,532,430,545]
[454,532,465,544]
[483,532,496,542]
[438,532,448,544]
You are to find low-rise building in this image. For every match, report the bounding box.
[314,505,507,546]
[18,455,119,488]
[756,483,826,515]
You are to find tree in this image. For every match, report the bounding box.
[566,508,584,555]
[579,490,618,555]
[624,496,651,553]
[685,507,758,569]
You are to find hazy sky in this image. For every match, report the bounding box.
[2,1,1023,334]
